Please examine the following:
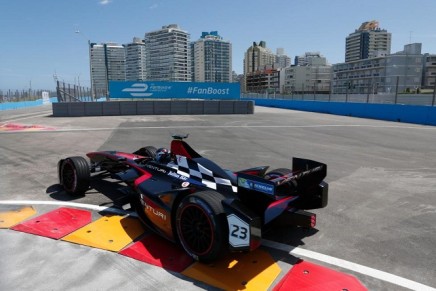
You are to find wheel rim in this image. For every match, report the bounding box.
[179,204,214,255]
[62,162,76,191]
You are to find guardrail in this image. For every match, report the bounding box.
[248,98,436,126]
[242,93,436,107]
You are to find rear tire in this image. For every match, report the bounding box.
[176,190,228,262]
[59,156,90,195]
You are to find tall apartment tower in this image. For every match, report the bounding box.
[125,37,146,81]
[243,41,276,75]
[191,31,232,82]
[345,21,391,63]
[144,24,191,81]
[90,42,125,96]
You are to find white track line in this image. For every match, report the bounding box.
[262,239,436,291]
[1,200,435,290]
[0,111,52,123]
[1,123,435,134]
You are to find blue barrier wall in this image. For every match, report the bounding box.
[0,97,57,111]
[249,98,436,126]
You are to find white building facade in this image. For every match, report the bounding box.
[145,24,191,81]
[333,43,423,94]
[90,42,125,96]
[125,37,146,81]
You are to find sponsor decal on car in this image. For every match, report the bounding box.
[167,171,188,181]
[141,194,167,221]
[238,177,274,195]
[144,164,167,174]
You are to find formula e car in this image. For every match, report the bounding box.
[57,135,328,262]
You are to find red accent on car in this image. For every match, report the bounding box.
[171,140,192,158]
[134,172,152,188]
[311,215,317,228]
[268,196,296,209]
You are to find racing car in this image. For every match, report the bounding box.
[57,135,328,262]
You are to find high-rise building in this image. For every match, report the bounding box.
[90,42,125,97]
[145,24,191,81]
[345,21,391,63]
[243,41,276,74]
[191,31,232,82]
[125,37,146,81]
[275,48,291,68]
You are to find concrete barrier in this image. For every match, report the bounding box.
[119,101,137,115]
[52,100,254,117]
[187,100,204,114]
[69,102,85,117]
[84,102,103,116]
[249,98,436,126]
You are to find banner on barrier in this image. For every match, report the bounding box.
[109,81,240,100]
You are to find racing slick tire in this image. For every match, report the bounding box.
[176,190,228,262]
[133,146,157,158]
[59,156,90,195]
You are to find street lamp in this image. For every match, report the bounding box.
[75,28,94,100]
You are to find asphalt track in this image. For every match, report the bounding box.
[1,104,436,290]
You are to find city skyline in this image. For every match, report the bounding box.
[1,0,436,90]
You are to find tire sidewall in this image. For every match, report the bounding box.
[60,157,90,195]
[61,159,78,193]
[176,195,225,262]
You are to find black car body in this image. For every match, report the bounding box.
[58,135,328,262]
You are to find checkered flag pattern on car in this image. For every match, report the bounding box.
[170,155,237,193]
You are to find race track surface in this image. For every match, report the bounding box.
[1,104,435,290]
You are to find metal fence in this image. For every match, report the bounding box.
[241,92,436,106]
[56,81,92,102]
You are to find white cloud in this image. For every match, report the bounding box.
[149,3,158,9]
[99,0,111,5]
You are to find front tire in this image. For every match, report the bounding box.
[59,156,90,195]
[176,191,228,262]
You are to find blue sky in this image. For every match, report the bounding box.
[1,0,435,91]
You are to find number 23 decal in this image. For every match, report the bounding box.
[230,224,248,239]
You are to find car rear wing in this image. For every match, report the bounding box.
[236,158,328,223]
[273,158,327,192]
[237,158,326,196]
